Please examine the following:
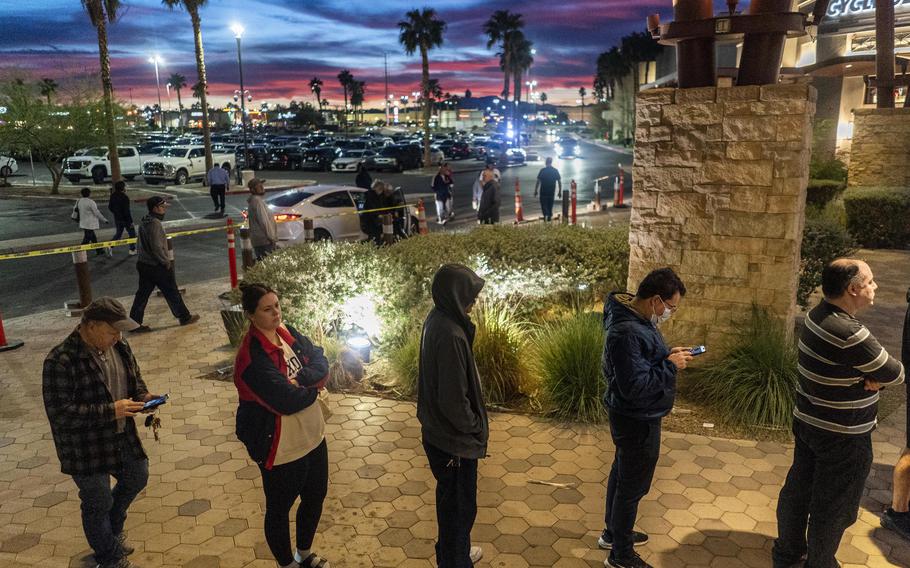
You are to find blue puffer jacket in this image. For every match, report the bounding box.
[602,292,678,419]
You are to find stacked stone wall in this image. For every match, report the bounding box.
[629,85,816,346]
[848,108,910,189]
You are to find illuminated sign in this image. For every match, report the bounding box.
[827,0,910,19]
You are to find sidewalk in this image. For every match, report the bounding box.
[0,279,907,567]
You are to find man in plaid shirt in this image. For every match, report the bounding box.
[43,298,162,568]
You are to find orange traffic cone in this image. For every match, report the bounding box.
[514,179,524,223]
[417,199,429,235]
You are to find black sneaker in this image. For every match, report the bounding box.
[131,325,152,334]
[598,528,649,550]
[882,507,910,541]
[179,314,200,326]
[116,532,134,555]
[606,551,652,568]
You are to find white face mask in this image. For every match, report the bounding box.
[650,298,673,326]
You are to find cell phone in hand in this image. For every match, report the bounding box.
[142,394,169,411]
[689,346,706,356]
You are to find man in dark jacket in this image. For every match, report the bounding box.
[108,180,136,255]
[128,196,199,332]
[418,264,488,567]
[477,171,500,225]
[883,286,910,541]
[360,180,385,245]
[43,297,162,568]
[600,268,692,568]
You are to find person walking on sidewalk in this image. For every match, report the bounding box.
[473,161,500,210]
[247,178,279,261]
[207,163,231,216]
[108,181,136,255]
[76,187,110,257]
[476,163,501,225]
[600,268,692,568]
[882,286,910,541]
[432,165,452,224]
[360,180,385,245]
[774,259,905,568]
[382,182,409,240]
[534,157,562,222]
[418,264,488,567]
[233,283,332,568]
[355,162,373,190]
[128,196,199,332]
[43,297,164,568]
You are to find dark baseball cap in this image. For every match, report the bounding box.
[146,196,170,211]
[83,297,140,331]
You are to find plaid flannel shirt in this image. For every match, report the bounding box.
[42,329,149,476]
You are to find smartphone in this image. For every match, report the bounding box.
[689,346,707,356]
[142,394,169,411]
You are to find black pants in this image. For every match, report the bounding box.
[129,262,191,325]
[539,192,555,221]
[773,420,873,568]
[82,229,103,255]
[604,411,661,558]
[259,440,328,566]
[424,441,477,568]
[210,184,226,211]
[112,223,136,251]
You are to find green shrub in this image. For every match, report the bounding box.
[472,299,533,405]
[844,186,910,248]
[806,179,846,207]
[798,214,856,308]
[809,157,847,182]
[686,306,797,429]
[388,328,421,397]
[534,311,606,423]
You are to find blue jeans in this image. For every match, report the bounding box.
[112,223,136,252]
[72,437,149,564]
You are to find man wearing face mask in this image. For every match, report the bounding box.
[599,267,692,568]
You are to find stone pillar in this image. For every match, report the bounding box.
[628,85,815,346]
[848,108,910,189]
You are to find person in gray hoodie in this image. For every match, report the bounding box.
[417,264,488,567]
[247,178,278,260]
[128,196,199,332]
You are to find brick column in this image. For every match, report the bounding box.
[628,85,816,345]
[848,108,910,189]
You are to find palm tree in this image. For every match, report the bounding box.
[82,0,122,182]
[484,10,524,101]
[162,0,214,173]
[350,81,366,125]
[539,92,547,105]
[398,7,446,167]
[167,72,187,129]
[337,70,353,128]
[192,80,206,100]
[309,77,323,111]
[39,78,58,105]
[578,87,587,123]
[621,31,662,92]
[510,34,534,108]
[596,46,631,100]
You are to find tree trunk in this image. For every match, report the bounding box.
[421,44,431,168]
[95,15,121,183]
[513,69,522,144]
[502,50,511,100]
[190,9,214,173]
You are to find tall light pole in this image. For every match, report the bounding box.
[148,55,164,130]
[231,23,250,179]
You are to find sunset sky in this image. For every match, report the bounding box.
[0,1,737,108]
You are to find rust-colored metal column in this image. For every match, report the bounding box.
[675,0,716,88]
[876,0,896,108]
[738,0,791,86]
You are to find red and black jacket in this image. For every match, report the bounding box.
[233,324,329,469]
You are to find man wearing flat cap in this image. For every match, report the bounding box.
[128,196,199,332]
[43,297,163,568]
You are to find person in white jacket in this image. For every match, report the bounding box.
[75,187,110,257]
[247,178,278,260]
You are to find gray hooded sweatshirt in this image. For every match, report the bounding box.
[417,264,488,459]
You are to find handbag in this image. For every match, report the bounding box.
[71,202,80,222]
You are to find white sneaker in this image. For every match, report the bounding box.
[105,247,113,257]
[128,249,137,256]
[469,546,482,564]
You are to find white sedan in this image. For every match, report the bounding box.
[0,155,18,177]
[331,149,376,172]
[262,184,420,243]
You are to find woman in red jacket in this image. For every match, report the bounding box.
[233,283,331,568]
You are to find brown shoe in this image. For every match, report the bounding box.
[179,314,200,326]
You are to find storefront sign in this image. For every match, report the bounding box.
[827,0,910,19]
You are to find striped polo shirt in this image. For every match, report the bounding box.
[796,300,905,435]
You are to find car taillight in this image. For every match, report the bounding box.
[274,214,301,222]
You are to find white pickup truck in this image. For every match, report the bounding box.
[142,145,236,185]
[63,146,150,184]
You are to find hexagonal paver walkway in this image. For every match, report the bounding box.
[0,280,906,567]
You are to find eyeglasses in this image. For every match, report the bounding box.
[659,297,678,313]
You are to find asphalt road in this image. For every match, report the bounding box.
[0,139,632,319]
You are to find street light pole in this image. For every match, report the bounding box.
[232,24,250,182]
[149,55,164,130]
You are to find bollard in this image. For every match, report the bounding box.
[239,227,255,271]
[614,164,627,208]
[416,200,429,235]
[570,180,577,226]
[514,179,524,223]
[594,180,602,212]
[69,250,92,317]
[227,218,238,289]
[381,213,395,245]
[303,218,315,242]
[561,190,569,225]
[0,308,24,352]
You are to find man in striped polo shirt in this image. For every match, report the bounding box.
[773,259,905,568]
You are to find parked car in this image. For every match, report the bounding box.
[235,145,270,170]
[555,138,581,159]
[426,146,445,167]
[439,140,472,160]
[142,145,235,185]
[260,184,420,243]
[373,144,422,172]
[301,146,341,172]
[331,149,377,172]
[483,142,526,164]
[266,146,306,170]
[0,155,18,177]
[63,146,153,184]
